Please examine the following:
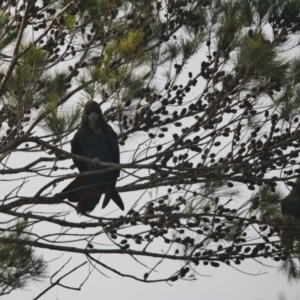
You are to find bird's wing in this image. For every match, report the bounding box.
[71,131,88,172]
[103,124,120,177]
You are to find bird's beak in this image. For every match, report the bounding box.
[88,112,98,127]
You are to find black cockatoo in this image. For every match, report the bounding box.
[60,100,124,214]
[281,177,300,221]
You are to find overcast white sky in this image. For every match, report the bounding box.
[4,256,300,300]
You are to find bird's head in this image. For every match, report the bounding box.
[83,101,105,131]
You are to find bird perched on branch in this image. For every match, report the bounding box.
[60,100,124,214]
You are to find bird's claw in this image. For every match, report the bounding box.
[92,158,101,167]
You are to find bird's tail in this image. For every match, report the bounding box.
[102,188,124,210]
